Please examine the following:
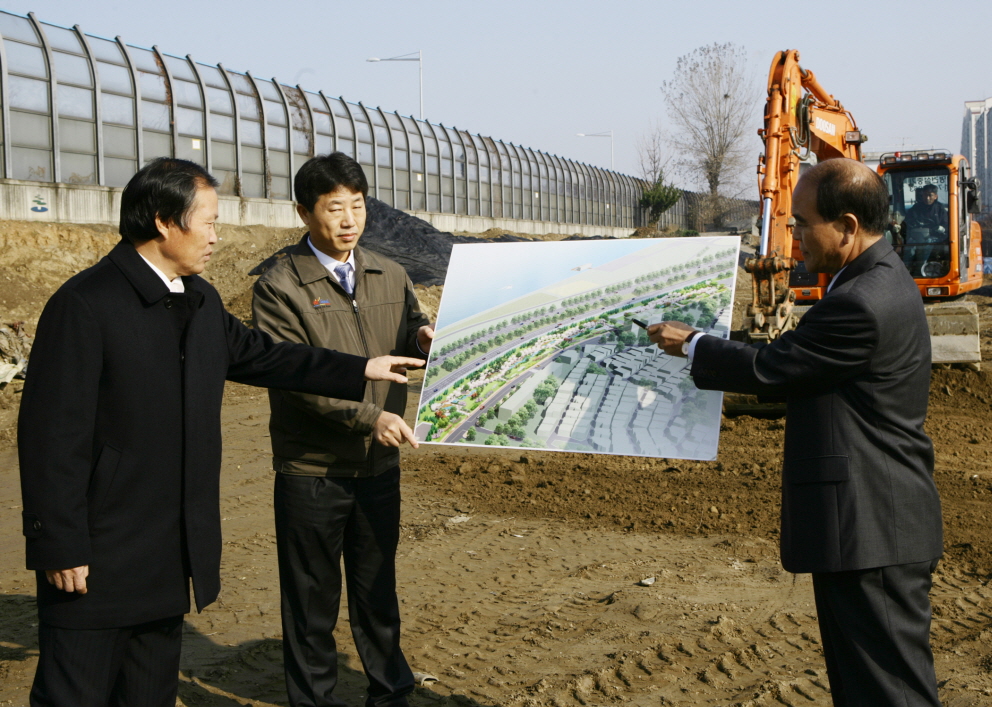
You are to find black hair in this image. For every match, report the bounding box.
[922,183,938,195]
[294,152,368,212]
[119,157,219,244]
[813,159,890,236]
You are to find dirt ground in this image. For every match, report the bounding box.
[2,222,992,706]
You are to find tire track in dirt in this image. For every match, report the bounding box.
[395,514,836,706]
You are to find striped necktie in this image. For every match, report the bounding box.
[334,262,353,296]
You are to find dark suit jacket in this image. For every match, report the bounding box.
[691,239,942,573]
[19,240,368,629]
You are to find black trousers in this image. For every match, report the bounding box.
[30,615,183,707]
[274,467,414,707]
[812,559,941,707]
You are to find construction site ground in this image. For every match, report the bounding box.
[1,221,992,706]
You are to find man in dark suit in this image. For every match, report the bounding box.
[649,158,942,706]
[18,158,424,707]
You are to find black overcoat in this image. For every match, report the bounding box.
[18,240,367,629]
[691,239,943,573]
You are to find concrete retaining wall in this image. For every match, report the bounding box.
[0,179,634,237]
[0,179,301,228]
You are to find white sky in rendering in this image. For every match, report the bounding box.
[8,0,991,184]
[437,239,660,324]
[436,238,737,326]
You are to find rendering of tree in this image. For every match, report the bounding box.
[533,375,559,405]
[587,362,609,375]
[465,428,476,442]
[661,42,758,226]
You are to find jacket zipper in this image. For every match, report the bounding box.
[351,295,377,475]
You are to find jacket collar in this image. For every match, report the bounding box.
[290,234,382,287]
[108,238,207,307]
[826,237,892,292]
[108,239,170,304]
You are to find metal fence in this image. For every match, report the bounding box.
[0,9,657,229]
[0,9,760,232]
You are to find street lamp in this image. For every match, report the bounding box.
[367,50,423,120]
[576,130,614,170]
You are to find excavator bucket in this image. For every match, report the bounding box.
[925,301,981,366]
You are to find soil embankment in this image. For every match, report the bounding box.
[1,220,992,706]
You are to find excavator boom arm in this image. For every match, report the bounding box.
[747,50,866,343]
[757,50,864,258]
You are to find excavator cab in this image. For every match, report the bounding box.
[877,150,983,299]
[882,168,952,279]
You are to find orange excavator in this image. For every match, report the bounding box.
[745,49,982,365]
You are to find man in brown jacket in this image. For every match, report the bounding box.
[252,153,432,707]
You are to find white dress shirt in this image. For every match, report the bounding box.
[827,266,847,293]
[307,238,355,293]
[138,253,185,293]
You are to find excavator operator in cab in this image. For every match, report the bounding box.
[906,184,949,234]
[903,184,950,276]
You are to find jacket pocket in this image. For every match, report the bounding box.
[781,456,850,570]
[87,444,123,518]
[787,455,849,484]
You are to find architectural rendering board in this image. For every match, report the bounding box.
[415,237,740,461]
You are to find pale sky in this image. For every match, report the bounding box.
[6,0,991,189]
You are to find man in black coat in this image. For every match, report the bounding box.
[650,159,942,706]
[18,158,424,707]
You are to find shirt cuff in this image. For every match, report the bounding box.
[687,332,710,362]
[416,337,429,357]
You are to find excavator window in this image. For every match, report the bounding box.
[882,169,951,278]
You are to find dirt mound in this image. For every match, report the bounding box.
[923,363,992,574]
[359,199,534,286]
[413,284,442,323]
[464,227,571,242]
[0,220,120,328]
[3,223,992,704]
[629,226,658,238]
[404,416,785,541]
[473,227,517,239]
[243,198,539,292]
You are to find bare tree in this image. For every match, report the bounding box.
[635,126,683,228]
[635,125,671,185]
[661,43,759,225]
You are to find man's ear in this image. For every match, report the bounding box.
[296,203,311,227]
[154,213,172,240]
[839,212,859,245]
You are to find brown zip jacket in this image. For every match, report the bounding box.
[252,237,429,477]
